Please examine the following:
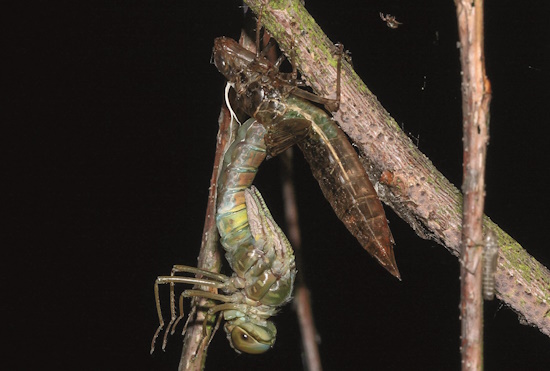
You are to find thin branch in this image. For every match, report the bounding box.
[281,149,323,371]
[178,105,234,371]
[244,0,550,337]
[454,0,492,369]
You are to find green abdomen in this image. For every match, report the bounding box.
[216,119,267,276]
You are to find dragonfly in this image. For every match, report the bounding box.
[212,35,400,279]
[152,119,296,354]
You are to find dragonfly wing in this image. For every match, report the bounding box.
[265,118,311,158]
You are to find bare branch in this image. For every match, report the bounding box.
[244,0,550,337]
[454,0,492,368]
[178,106,233,371]
[281,149,323,371]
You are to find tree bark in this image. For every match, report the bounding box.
[244,0,550,337]
[454,0,492,369]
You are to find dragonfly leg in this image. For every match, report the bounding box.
[151,271,229,352]
[170,265,228,282]
[193,307,224,351]
[207,302,255,316]
[255,7,263,57]
[289,43,344,111]
[178,304,195,336]
[151,281,165,353]
[172,301,223,360]
[182,288,238,303]
[290,39,298,82]
[333,43,344,111]
[177,290,236,352]
[169,290,186,335]
[205,312,223,348]
[168,266,228,337]
[254,4,276,59]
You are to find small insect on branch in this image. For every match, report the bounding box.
[482,229,499,301]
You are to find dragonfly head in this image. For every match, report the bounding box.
[213,37,256,84]
[224,317,277,354]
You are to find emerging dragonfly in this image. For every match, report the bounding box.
[152,119,296,354]
[212,35,400,279]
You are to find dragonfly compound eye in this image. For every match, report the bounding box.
[229,321,277,354]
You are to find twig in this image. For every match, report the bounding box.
[281,149,323,371]
[178,105,235,371]
[454,0,492,369]
[244,0,550,337]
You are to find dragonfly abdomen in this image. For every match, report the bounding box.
[216,119,296,307]
[286,96,399,278]
[216,119,267,274]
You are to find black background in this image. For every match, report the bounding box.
[7,0,549,370]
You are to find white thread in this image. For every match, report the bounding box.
[225,82,241,125]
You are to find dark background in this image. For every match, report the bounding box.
[7,0,549,370]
